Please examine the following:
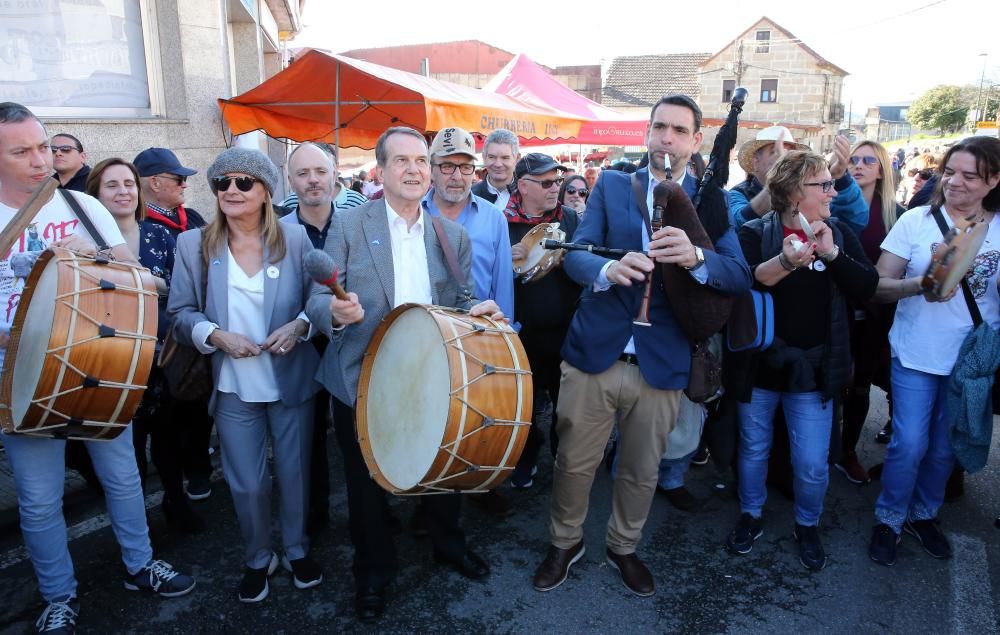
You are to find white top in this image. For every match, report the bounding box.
[362,181,383,198]
[485,177,511,211]
[0,191,124,369]
[882,205,1000,375]
[386,201,432,307]
[214,251,279,402]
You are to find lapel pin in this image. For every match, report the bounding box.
[372,239,381,246]
[267,265,279,279]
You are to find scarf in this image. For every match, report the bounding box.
[503,190,563,225]
[146,203,191,232]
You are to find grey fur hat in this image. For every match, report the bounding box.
[207,147,280,195]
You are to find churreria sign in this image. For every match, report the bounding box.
[479,115,562,138]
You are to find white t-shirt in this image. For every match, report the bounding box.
[882,205,1000,375]
[0,192,124,368]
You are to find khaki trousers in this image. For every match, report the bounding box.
[550,360,681,555]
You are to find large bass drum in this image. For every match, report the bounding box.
[0,248,158,440]
[356,304,532,495]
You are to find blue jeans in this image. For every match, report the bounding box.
[737,389,832,526]
[2,427,152,602]
[658,449,696,490]
[875,358,954,532]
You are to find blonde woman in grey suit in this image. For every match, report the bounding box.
[167,148,324,603]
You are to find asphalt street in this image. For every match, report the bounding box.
[0,391,998,634]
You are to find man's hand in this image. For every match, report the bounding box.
[511,244,527,261]
[470,299,506,323]
[331,292,364,326]
[261,318,308,356]
[648,226,697,268]
[828,134,851,180]
[208,329,262,359]
[51,235,97,257]
[606,252,654,286]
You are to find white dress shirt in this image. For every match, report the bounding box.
[386,201,433,307]
[485,177,512,211]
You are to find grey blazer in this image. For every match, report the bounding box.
[167,223,323,415]
[305,198,475,405]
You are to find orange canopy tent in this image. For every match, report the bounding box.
[218,49,588,149]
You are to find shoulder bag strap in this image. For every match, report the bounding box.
[630,173,652,235]
[429,214,469,290]
[931,205,983,326]
[58,188,109,251]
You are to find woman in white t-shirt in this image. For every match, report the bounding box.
[869,136,1000,567]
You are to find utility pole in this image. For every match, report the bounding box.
[974,53,988,128]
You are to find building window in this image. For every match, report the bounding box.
[722,80,735,102]
[760,79,778,103]
[755,30,771,53]
[2,0,162,118]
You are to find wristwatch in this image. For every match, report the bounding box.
[686,246,706,271]
[818,245,840,264]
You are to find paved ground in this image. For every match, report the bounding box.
[0,390,998,634]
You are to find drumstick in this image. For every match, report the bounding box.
[304,249,350,301]
[0,177,59,258]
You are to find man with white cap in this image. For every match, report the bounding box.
[729,127,868,234]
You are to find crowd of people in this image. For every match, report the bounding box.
[2,96,1000,633]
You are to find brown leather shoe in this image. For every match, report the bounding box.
[532,542,585,591]
[605,549,654,596]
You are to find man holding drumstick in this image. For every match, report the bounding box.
[0,103,195,634]
[306,126,503,624]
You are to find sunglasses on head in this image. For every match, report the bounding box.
[804,180,835,193]
[522,177,564,189]
[849,156,878,166]
[565,185,588,196]
[211,175,258,193]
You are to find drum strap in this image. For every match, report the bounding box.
[931,205,983,326]
[429,215,472,302]
[58,189,110,251]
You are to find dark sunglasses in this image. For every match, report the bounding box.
[913,169,933,180]
[211,175,257,193]
[565,186,588,196]
[159,174,187,184]
[849,156,878,166]
[803,180,835,193]
[50,145,79,154]
[522,177,564,189]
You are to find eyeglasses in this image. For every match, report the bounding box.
[521,177,564,189]
[849,156,879,166]
[159,174,187,185]
[913,169,933,180]
[211,175,258,193]
[434,162,476,175]
[803,180,835,193]
[565,186,588,196]
[51,145,79,154]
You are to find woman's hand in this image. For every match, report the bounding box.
[261,318,308,356]
[811,221,835,255]
[209,329,261,359]
[781,233,815,268]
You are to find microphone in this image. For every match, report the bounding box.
[304,249,350,301]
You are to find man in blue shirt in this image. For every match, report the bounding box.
[422,127,514,322]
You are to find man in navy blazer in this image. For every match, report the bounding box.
[533,95,752,597]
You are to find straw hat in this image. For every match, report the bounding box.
[737,126,810,174]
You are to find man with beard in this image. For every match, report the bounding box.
[531,94,751,597]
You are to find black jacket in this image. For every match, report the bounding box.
[472,178,512,205]
[508,206,581,332]
[728,213,878,401]
[57,164,91,192]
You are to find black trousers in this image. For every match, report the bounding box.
[332,401,465,590]
[175,399,213,480]
[309,389,331,518]
[516,327,566,470]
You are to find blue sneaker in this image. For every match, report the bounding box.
[36,596,78,634]
[124,559,196,597]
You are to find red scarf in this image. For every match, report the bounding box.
[503,190,563,225]
[145,204,190,232]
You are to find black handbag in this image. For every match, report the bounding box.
[157,253,212,402]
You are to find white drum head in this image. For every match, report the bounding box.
[12,259,59,424]
[365,308,450,491]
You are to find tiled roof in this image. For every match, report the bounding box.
[603,53,711,108]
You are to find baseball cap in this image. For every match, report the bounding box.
[133,147,198,177]
[429,127,476,159]
[514,153,566,180]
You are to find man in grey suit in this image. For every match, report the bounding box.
[306,127,504,623]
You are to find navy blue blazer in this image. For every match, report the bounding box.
[561,167,752,390]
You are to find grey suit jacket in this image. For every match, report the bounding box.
[305,198,475,405]
[167,223,323,415]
